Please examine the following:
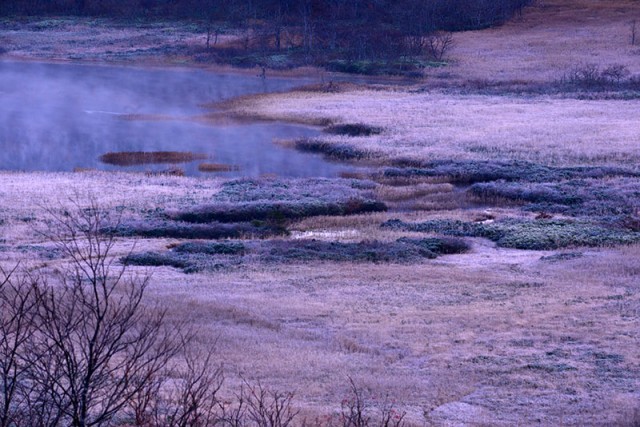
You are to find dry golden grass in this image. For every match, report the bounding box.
[374,182,471,212]
[125,239,640,425]
[2,173,639,426]
[448,0,640,83]
[376,183,454,202]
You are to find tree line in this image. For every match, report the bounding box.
[1,0,531,64]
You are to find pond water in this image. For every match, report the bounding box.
[0,60,352,177]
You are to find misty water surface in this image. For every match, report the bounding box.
[0,60,350,177]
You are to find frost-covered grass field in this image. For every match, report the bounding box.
[223,89,640,166]
[2,0,640,424]
[0,171,639,425]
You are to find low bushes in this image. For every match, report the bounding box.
[172,178,386,224]
[382,161,640,185]
[172,199,386,224]
[262,239,435,263]
[123,250,237,273]
[172,241,246,255]
[382,218,640,250]
[469,177,640,218]
[108,220,286,239]
[123,252,193,270]
[123,236,470,272]
[323,123,383,137]
[560,63,640,91]
[397,237,471,255]
[294,139,373,161]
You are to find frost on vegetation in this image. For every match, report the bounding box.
[109,219,286,240]
[295,139,375,161]
[171,178,386,224]
[469,177,640,219]
[382,160,640,185]
[107,178,385,240]
[382,218,640,250]
[123,236,470,273]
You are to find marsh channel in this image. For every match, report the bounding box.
[0,60,355,177]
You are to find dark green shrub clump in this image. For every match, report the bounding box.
[294,139,372,161]
[324,123,383,137]
[123,252,192,270]
[260,239,431,263]
[172,241,245,255]
[382,218,640,250]
[172,199,386,224]
[107,220,286,239]
[383,161,640,185]
[469,177,640,217]
[397,237,471,255]
[122,236,469,272]
[123,249,240,273]
[173,178,386,224]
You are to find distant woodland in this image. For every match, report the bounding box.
[1,0,532,70]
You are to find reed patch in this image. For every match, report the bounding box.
[99,151,208,166]
[198,163,240,173]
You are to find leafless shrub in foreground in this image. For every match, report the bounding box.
[242,379,299,427]
[159,347,224,427]
[25,199,182,426]
[1,198,306,426]
[0,266,39,427]
[339,377,406,427]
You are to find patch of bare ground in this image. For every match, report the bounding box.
[198,163,240,173]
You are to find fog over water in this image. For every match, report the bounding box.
[0,60,350,177]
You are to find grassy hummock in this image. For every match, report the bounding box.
[171,178,386,224]
[382,218,640,250]
[123,236,470,272]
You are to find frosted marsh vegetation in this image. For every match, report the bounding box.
[2,0,640,424]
